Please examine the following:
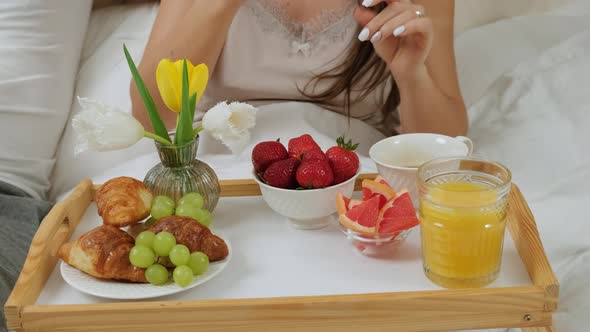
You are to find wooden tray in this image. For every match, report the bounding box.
[4,175,558,332]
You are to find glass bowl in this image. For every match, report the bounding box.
[338,222,413,257]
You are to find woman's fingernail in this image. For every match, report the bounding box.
[358,27,370,41]
[370,31,382,43]
[362,0,374,7]
[393,25,406,37]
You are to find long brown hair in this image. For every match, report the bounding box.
[301,1,400,126]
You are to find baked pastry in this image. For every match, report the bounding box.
[59,225,147,283]
[148,216,229,262]
[95,176,152,227]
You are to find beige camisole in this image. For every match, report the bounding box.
[200,0,397,135]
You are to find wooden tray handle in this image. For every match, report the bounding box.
[507,184,559,312]
[219,173,377,197]
[4,179,94,331]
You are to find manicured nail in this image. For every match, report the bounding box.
[358,27,370,41]
[393,25,406,37]
[362,0,374,7]
[370,31,382,43]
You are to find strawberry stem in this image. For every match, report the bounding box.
[336,136,359,151]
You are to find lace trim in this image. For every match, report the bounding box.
[246,0,357,57]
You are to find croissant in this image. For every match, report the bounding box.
[148,216,229,262]
[59,225,147,283]
[95,176,152,227]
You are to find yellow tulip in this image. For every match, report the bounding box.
[156,59,209,113]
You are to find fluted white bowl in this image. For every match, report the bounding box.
[253,170,360,230]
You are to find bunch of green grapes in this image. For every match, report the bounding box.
[130,230,210,287]
[147,192,212,227]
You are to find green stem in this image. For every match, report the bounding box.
[174,115,180,145]
[144,131,172,145]
[193,125,204,137]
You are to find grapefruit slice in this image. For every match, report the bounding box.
[374,175,390,187]
[336,192,351,215]
[376,192,420,234]
[339,196,380,234]
[348,199,363,210]
[362,179,396,209]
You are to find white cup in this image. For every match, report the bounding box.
[369,134,473,202]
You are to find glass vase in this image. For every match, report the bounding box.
[144,136,220,212]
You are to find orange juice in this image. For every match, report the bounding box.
[419,182,508,288]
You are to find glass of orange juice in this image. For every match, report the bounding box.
[417,157,512,288]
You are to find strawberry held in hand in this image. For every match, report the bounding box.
[263,158,301,189]
[326,137,360,184]
[288,134,321,160]
[252,140,289,173]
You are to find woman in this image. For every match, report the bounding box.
[131,0,467,136]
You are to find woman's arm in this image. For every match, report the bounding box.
[356,0,467,136]
[131,0,243,130]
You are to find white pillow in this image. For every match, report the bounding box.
[49,3,159,200]
[455,0,590,107]
[455,0,575,35]
[0,0,92,199]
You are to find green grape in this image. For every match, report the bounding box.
[153,231,176,257]
[173,265,193,287]
[175,204,200,219]
[135,231,155,249]
[129,245,155,268]
[151,195,175,220]
[144,217,157,227]
[169,244,190,266]
[176,205,212,227]
[178,192,204,209]
[194,209,212,227]
[188,252,209,275]
[145,264,169,285]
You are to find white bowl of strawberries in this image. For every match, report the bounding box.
[252,134,360,230]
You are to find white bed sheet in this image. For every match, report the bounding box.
[468,28,590,332]
[49,1,590,331]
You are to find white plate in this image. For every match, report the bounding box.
[60,236,232,300]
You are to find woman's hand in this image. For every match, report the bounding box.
[355,0,434,81]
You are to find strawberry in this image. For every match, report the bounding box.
[263,158,301,189]
[326,137,360,184]
[252,140,289,173]
[288,134,321,160]
[296,161,334,189]
[301,148,328,163]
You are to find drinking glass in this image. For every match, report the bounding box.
[417,157,512,288]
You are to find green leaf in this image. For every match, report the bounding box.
[123,45,170,143]
[175,60,193,145]
[335,135,359,151]
[189,93,199,139]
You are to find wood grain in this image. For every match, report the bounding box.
[5,179,560,332]
[219,179,261,197]
[218,173,377,197]
[507,185,559,312]
[522,326,553,332]
[20,287,550,332]
[93,174,378,197]
[4,180,94,331]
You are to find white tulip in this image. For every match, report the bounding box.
[73,97,145,154]
[202,101,257,154]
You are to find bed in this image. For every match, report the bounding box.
[45,1,590,331]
